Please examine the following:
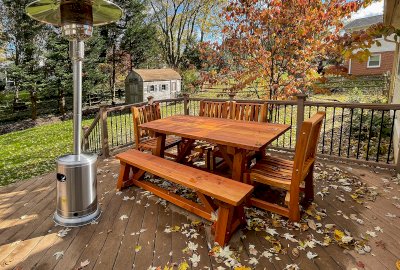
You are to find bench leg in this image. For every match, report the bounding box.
[116,162,131,191]
[214,203,234,246]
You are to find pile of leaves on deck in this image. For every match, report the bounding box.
[63,161,399,270]
[128,163,399,269]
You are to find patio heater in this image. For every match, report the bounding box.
[26,0,122,226]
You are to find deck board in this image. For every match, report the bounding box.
[0,155,398,270]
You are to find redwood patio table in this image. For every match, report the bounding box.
[139,115,290,182]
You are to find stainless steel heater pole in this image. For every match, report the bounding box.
[71,40,84,156]
[26,0,123,227]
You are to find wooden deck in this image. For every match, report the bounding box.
[0,154,399,270]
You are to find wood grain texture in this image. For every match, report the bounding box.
[116,149,253,206]
[248,112,326,221]
[139,115,290,151]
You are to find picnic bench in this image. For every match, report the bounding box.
[116,149,254,246]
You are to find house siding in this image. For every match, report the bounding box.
[344,51,395,76]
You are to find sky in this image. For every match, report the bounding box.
[350,0,383,21]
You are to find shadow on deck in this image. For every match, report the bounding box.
[0,153,399,270]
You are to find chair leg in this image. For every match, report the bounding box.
[288,187,300,222]
[303,167,314,205]
[243,172,253,186]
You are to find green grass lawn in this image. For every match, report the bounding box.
[0,118,93,186]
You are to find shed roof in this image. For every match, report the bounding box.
[344,15,383,30]
[133,68,181,81]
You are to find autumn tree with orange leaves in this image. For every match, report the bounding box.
[201,0,373,100]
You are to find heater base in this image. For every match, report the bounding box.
[54,208,101,227]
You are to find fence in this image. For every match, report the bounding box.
[82,94,400,170]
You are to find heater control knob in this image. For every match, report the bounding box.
[57,173,67,182]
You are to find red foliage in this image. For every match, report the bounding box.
[200,0,373,99]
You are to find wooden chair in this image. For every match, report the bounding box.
[132,103,181,156]
[198,100,230,118]
[230,101,267,122]
[194,101,230,169]
[244,112,325,221]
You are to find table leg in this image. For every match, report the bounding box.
[176,138,195,163]
[232,148,247,182]
[153,133,166,157]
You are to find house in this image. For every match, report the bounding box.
[343,15,396,76]
[384,0,400,165]
[124,68,182,104]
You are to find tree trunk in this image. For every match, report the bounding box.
[30,89,38,120]
[111,43,116,105]
[58,86,66,119]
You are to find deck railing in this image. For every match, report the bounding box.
[82,94,400,170]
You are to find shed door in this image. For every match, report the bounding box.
[171,82,176,98]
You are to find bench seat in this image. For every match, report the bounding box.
[115,149,254,246]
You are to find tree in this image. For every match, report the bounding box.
[43,29,72,118]
[150,0,225,68]
[201,0,373,100]
[1,0,44,119]
[121,0,159,69]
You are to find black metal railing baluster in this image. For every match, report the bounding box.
[338,107,344,157]
[366,110,374,160]
[119,110,123,146]
[123,110,128,144]
[321,107,327,154]
[330,107,336,155]
[283,105,287,147]
[376,110,385,162]
[387,110,396,163]
[110,112,114,147]
[347,108,354,158]
[356,108,364,159]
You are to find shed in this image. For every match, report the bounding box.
[125,68,182,104]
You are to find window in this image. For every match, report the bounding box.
[161,84,167,91]
[149,85,155,92]
[367,54,381,68]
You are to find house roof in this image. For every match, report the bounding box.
[133,68,181,81]
[344,15,383,30]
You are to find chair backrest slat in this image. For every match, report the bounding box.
[231,102,267,122]
[131,103,161,148]
[291,112,325,183]
[199,101,229,118]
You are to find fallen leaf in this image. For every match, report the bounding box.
[119,215,128,221]
[308,220,317,231]
[356,261,365,269]
[249,257,259,265]
[396,260,400,270]
[307,251,318,260]
[53,251,64,260]
[80,259,90,268]
[135,245,142,252]
[291,248,299,258]
[189,254,201,267]
[178,261,190,270]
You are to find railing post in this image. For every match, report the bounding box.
[147,96,154,105]
[82,126,89,151]
[183,93,189,115]
[99,105,110,158]
[295,93,307,140]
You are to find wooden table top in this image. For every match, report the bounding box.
[140,115,290,151]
